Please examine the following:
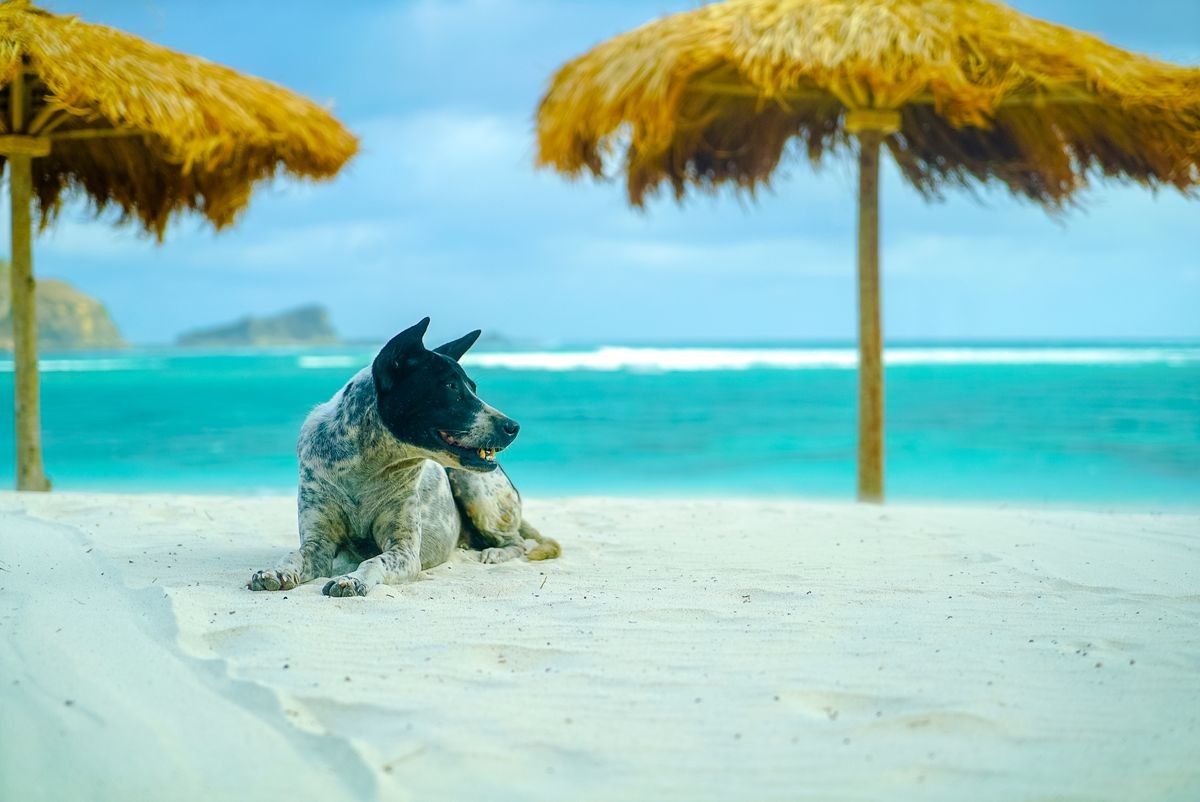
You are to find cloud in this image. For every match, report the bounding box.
[230,221,398,270]
[566,236,848,278]
[356,111,534,197]
[29,218,159,262]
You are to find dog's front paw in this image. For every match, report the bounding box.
[480,545,522,564]
[323,575,369,597]
[248,568,300,591]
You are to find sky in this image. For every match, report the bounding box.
[10,0,1200,346]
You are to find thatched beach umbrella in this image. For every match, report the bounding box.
[1,0,357,490]
[536,0,1200,501]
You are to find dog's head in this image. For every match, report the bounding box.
[371,317,517,472]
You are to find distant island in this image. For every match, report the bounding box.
[176,304,341,348]
[0,262,127,352]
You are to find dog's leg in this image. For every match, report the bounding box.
[448,466,560,563]
[249,499,344,591]
[323,510,421,597]
[248,537,337,591]
[466,524,524,564]
[517,518,561,561]
[447,466,522,563]
[474,518,560,563]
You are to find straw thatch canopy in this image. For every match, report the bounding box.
[1,0,356,492]
[0,0,358,236]
[537,0,1200,208]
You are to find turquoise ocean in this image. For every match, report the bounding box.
[1,342,1197,507]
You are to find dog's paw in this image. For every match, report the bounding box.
[479,546,522,565]
[323,575,369,597]
[248,569,299,591]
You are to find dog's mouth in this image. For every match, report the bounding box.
[437,430,505,467]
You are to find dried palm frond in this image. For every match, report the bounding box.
[0,0,357,236]
[537,0,1200,207]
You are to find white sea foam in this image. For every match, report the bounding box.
[462,346,1200,372]
[0,357,167,373]
[297,355,363,369]
[3,347,1192,375]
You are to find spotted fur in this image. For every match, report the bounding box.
[248,320,559,597]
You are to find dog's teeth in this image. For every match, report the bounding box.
[488,449,496,459]
[479,448,486,459]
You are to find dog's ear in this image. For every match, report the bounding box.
[373,317,430,393]
[433,330,482,362]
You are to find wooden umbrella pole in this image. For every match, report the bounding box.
[855,130,884,502]
[9,151,49,491]
[6,67,51,491]
[846,110,898,503]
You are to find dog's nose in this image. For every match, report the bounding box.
[501,418,520,437]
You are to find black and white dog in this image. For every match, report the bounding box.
[248,318,558,597]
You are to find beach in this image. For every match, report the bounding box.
[2,0,1197,800]
[1,492,1196,802]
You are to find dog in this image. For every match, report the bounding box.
[248,317,559,597]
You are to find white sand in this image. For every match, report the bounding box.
[0,492,1197,802]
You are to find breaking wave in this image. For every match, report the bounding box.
[460,346,1200,372]
[0,357,168,373]
[297,355,363,369]
[4,346,1193,375]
